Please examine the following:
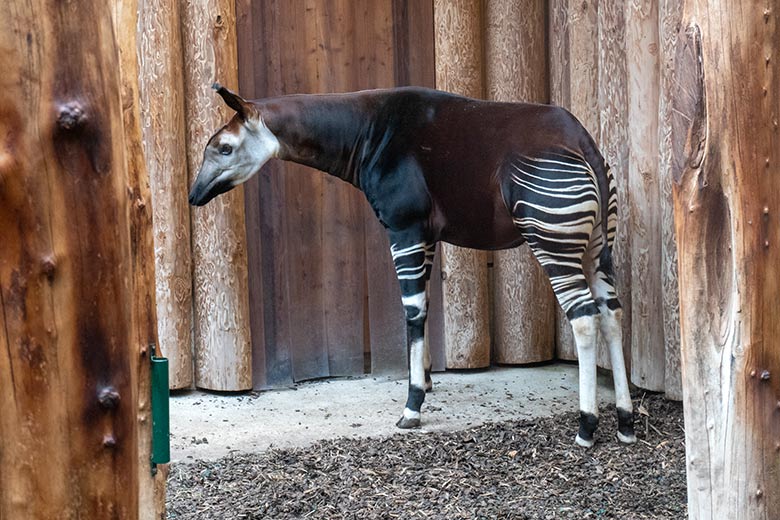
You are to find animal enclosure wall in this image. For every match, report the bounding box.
[145,0,682,398]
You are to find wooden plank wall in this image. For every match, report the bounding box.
[236,0,438,388]
[170,0,683,397]
[549,0,680,397]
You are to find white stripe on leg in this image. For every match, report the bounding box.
[571,314,599,448]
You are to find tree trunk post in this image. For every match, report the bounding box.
[487,0,557,365]
[672,4,780,517]
[181,0,253,390]
[433,0,492,369]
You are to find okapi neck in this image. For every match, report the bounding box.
[257,94,371,187]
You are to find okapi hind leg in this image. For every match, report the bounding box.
[389,234,435,429]
[585,242,636,444]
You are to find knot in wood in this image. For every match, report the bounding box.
[57,102,86,130]
[102,434,116,448]
[98,386,121,409]
[41,255,56,279]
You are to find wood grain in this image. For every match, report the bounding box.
[137,0,194,390]
[434,0,492,369]
[597,0,631,372]
[658,0,683,400]
[672,4,780,516]
[549,0,600,362]
[113,0,168,516]
[486,0,556,365]
[0,1,141,515]
[181,0,252,390]
[626,0,664,391]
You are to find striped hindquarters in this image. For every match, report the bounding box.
[505,150,601,318]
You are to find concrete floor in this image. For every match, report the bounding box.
[170,363,616,462]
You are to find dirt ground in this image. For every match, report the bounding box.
[166,365,686,519]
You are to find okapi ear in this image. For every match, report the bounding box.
[213,82,253,119]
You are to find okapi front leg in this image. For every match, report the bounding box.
[389,237,434,429]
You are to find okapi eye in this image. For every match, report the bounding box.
[218,143,233,155]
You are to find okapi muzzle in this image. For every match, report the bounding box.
[188,83,280,206]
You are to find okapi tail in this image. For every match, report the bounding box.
[583,141,618,271]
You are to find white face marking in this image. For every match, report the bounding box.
[189,115,280,205]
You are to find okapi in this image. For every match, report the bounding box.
[189,84,636,447]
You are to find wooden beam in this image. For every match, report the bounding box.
[486,0,556,365]
[626,0,664,391]
[137,0,194,390]
[549,0,601,363]
[672,3,780,516]
[113,0,169,516]
[181,0,252,390]
[0,0,142,515]
[433,0,491,369]
[658,0,684,400]
[597,0,632,374]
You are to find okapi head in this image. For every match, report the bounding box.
[188,83,280,206]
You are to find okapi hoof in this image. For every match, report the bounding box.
[575,434,595,448]
[617,407,637,444]
[396,416,421,429]
[575,411,598,448]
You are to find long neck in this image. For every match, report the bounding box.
[258,94,375,186]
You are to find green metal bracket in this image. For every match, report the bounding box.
[150,344,170,469]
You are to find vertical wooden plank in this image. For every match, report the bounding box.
[487,0,557,365]
[181,0,253,390]
[247,0,296,388]
[235,0,270,389]
[550,0,601,362]
[268,1,329,382]
[434,0,492,369]
[626,0,664,391]
[597,0,631,372]
[0,0,140,516]
[370,0,438,376]
[321,0,369,377]
[672,3,780,515]
[658,0,683,400]
[113,0,167,516]
[137,0,194,390]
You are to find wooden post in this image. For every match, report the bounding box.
[486,0,556,364]
[597,0,632,373]
[433,0,491,369]
[658,0,684,400]
[0,0,146,516]
[549,0,601,362]
[671,5,780,517]
[181,0,252,390]
[137,0,194,390]
[626,0,664,391]
[113,1,168,516]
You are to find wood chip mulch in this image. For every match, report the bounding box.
[167,393,686,519]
